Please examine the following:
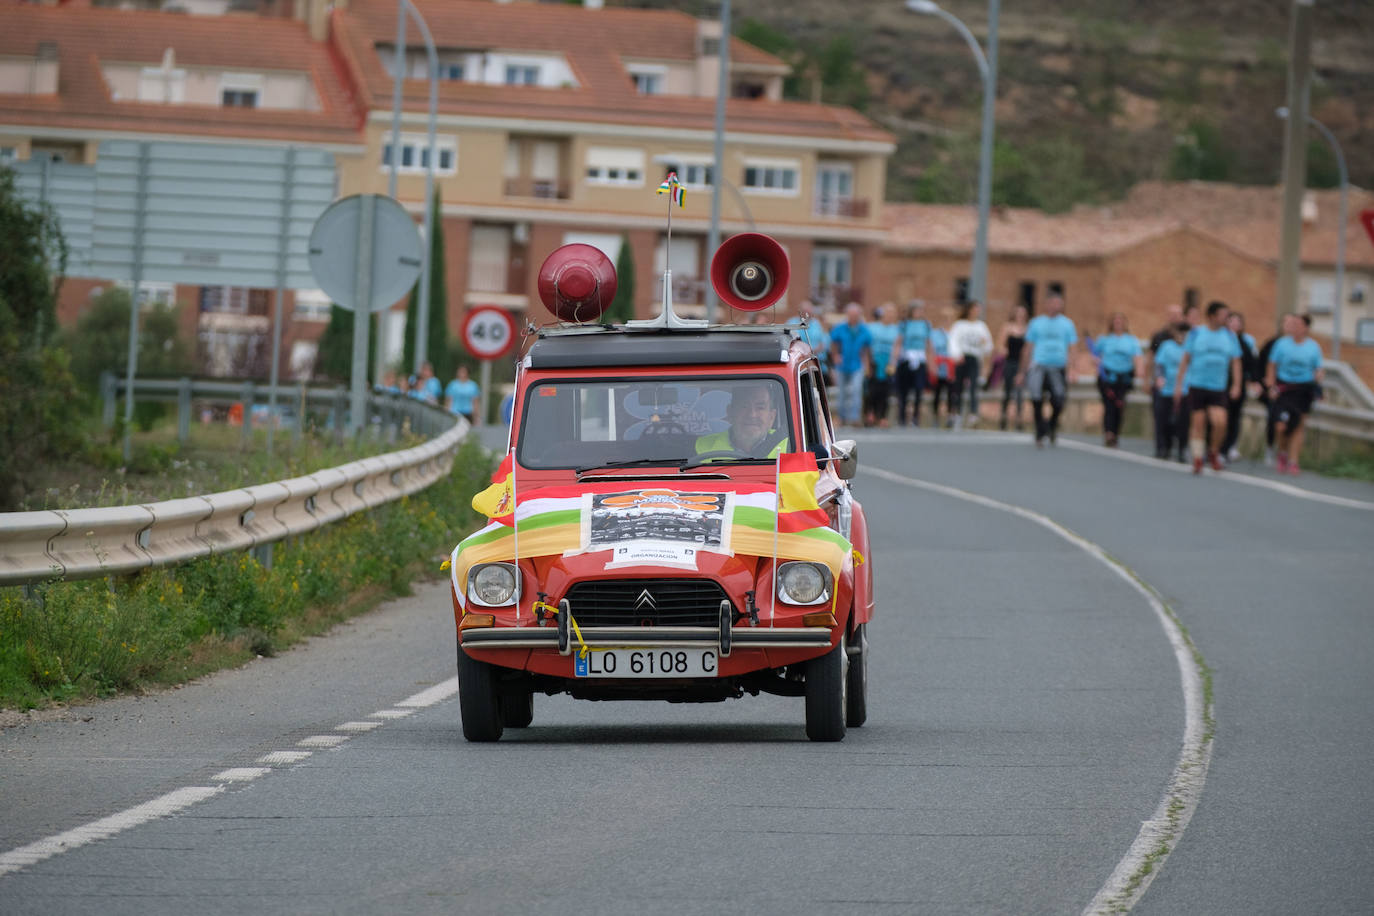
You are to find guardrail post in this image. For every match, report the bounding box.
[177,377,192,444]
[332,386,347,446]
[253,542,274,570]
[292,382,305,451]
[101,371,117,429]
[240,380,254,451]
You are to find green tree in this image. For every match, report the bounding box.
[402,189,452,381]
[313,304,370,383]
[603,237,636,324]
[0,165,82,508]
[1168,120,1233,182]
[62,287,191,392]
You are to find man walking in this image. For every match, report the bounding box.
[1174,301,1241,474]
[1016,293,1078,447]
[829,302,872,429]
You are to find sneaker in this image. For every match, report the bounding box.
[1209,452,1224,472]
[1287,462,1301,476]
[1035,437,1045,449]
[1228,447,1241,462]
[999,417,1008,431]
[1049,429,1057,446]
[1192,456,1204,475]
[1276,452,1290,474]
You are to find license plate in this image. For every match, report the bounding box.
[574,648,718,679]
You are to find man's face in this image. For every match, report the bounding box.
[846,305,862,325]
[1166,304,1183,324]
[1045,296,1064,316]
[728,387,776,449]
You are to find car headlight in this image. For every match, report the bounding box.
[777,562,831,605]
[467,563,519,607]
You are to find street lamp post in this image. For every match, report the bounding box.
[906,0,998,305]
[1278,106,1347,360]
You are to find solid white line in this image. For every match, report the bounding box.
[297,734,349,748]
[211,767,271,782]
[369,708,416,719]
[863,465,1211,915]
[853,431,1374,511]
[395,677,461,708]
[0,786,224,878]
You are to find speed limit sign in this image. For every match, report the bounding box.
[461,306,518,360]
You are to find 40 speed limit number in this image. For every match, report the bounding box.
[461,306,517,360]
[574,648,718,679]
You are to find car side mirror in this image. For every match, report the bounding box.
[830,439,858,480]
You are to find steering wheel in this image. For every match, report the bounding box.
[684,448,754,468]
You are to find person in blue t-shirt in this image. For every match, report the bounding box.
[414,361,442,404]
[444,365,481,422]
[828,302,872,427]
[1016,293,1078,447]
[1263,312,1324,475]
[1174,300,1241,474]
[894,300,933,426]
[1151,322,1188,461]
[865,304,902,427]
[929,322,956,427]
[1092,313,1143,448]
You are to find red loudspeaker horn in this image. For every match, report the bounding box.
[710,232,790,312]
[537,243,618,323]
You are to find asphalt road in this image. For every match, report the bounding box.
[1,429,1370,914]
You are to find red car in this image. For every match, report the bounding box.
[449,236,875,741]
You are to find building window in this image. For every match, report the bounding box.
[732,81,766,99]
[119,280,176,310]
[0,147,16,162]
[632,71,663,95]
[659,158,713,189]
[505,64,540,86]
[585,147,645,187]
[1183,287,1198,311]
[293,288,332,322]
[954,277,969,306]
[222,88,259,108]
[812,248,852,289]
[1308,278,1336,314]
[442,62,464,81]
[380,134,458,175]
[1019,281,1036,315]
[742,160,799,195]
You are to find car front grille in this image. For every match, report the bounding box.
[563,578,731,628]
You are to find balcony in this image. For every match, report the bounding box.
[814,196,870,219]
[504,177,570,200]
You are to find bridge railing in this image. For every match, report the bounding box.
[1,382,470,587]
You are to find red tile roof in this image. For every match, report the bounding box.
[0,3,364,145]
[1111,181,1374,270]
[334,0,893,146]
[884,203,1182,260]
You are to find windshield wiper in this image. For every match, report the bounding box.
[575,458,688,474]
[680,456,773,471]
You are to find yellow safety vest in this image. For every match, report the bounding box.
[694,429,789,458]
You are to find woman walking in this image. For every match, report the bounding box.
[1151,322,1188,460]
[893,301,933,427]
[1093,313,1143,447]
[1221,311,1258,462]
[998,304,1028,430]
[948,301,993,427]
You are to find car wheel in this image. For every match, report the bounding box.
[499,690,534,729]
[804,635,847,742]
[456,636,503,742]
[846,623,868,728]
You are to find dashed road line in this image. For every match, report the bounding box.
[864,465,1213,915]
[0,676,463,878]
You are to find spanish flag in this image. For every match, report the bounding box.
[471,452,515,526]
[776,452,829,532]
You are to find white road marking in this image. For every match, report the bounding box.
[257,750,312,765]
[395,677,461,708]
[864,465,1212,915]
[0,675,467,879]
[211,767,271,782]
[336,720,383,732]
[0,786,224,878]
[854,431,1374,511]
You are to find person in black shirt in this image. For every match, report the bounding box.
[1221,311,1259,461]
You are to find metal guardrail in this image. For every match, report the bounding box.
[1,383,470,586]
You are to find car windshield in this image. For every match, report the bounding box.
[518,376,794,471]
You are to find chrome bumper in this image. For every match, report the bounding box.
[460,625,834,652]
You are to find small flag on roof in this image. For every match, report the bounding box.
[656,171,685,208]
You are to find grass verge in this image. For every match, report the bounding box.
[0,435,493,711]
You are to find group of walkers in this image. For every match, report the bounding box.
[794,294,1326,476]
[378,361,481,422]
[795,294,1080,448]
[1137,302,1325,474]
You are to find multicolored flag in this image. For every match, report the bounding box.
[470,451,515,526]
[656,171,685,208]
[775,452,829,532]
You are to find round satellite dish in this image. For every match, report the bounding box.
[537,244,618,323]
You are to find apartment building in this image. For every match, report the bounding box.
[0,0,364,377]
[328,0,894,334]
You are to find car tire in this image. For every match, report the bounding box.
[499,690,534,729]
[456,637,504,742]
[846,623,868,728]
[804,636,847,742]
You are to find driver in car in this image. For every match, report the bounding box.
[694,384,790,458]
